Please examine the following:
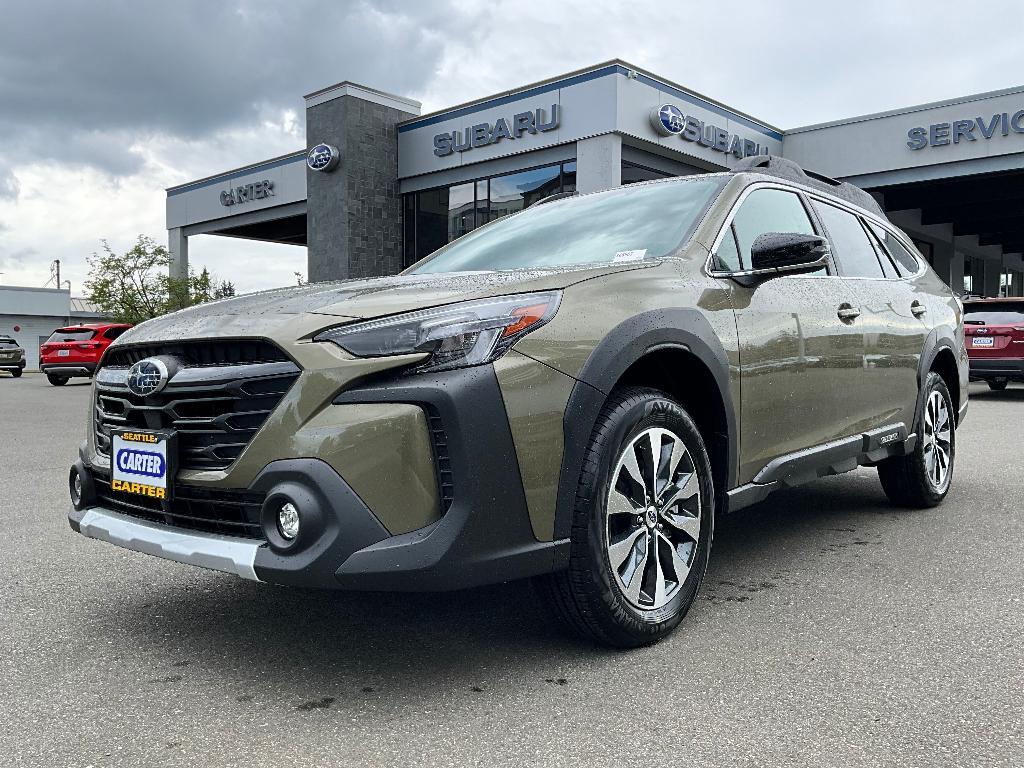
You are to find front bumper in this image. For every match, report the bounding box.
[69,365,568,590]
[71,506,261,580]
[969,357,1024,380]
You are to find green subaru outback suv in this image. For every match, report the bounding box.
[68,157,967,647]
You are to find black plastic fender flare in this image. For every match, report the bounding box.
[552,308,738,541]
[916,323,963,431]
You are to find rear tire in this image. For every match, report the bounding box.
[878,372,955,508]
[47,374,68,386]
[11,368,22,378]
[538,387,714,648]
[987,379,1008,391]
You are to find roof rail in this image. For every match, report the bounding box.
[731,156,885,218]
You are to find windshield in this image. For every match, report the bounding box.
[964,302,1024,325]
[46,328,96,343]
[0,339,18,348]
[408,178,724,274]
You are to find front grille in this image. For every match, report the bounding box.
[95,341,300,472]
[103,339,289,369]
[93,476,266,540]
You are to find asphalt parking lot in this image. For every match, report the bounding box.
[1,372,1021,767]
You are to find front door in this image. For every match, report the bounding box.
[713,186,865,485]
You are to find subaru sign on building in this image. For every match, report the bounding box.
[165,60,1024,298]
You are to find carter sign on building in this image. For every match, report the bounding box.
[220,180,275,206]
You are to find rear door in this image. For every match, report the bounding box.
[809,200,926,435]
[714,185,865,484]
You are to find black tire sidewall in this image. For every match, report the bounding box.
[579,390,714,639]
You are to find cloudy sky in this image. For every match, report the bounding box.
[1,0,1021,294]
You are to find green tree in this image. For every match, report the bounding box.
[84,236,235,324]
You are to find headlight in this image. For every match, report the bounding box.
[314,291,561,373]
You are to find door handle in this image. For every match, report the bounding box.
[837,304,861,322]
[911,301,927,317]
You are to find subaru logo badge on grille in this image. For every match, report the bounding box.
[126,358,169,397]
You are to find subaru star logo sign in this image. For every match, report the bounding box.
[307,143,340,172]
[650,104,685,136]
[126,358,169,397]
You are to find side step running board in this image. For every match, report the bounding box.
[726,423,913,514]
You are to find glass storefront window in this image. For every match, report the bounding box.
[561,161,577,194]
[489,165,562,219]
[403,161,576,266]
[414,187,449,261]
[447,182,475,241]
[621,161,672,185]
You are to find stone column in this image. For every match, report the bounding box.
[304,83,420,282]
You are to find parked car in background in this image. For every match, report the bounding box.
[0,335,27,377]
[964,298,1024,390]
[39,323,132,386]
[67,157,967,648]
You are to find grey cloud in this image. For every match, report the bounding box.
[0,0,470,180]
[0,247,39,266]
[0,164,18,199]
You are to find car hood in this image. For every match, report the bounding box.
[115,263,653,345]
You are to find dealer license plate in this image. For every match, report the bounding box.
[111,430,175,500]
[972,337,994,347]
[57,349,70,357]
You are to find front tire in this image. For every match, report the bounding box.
[47,374,68,386]
[539,387,714,648]
[877,372,955,508]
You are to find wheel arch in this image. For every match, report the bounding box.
[919,326,963,427]
[552,309,737,541]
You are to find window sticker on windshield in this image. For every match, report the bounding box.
[613,249,647,262]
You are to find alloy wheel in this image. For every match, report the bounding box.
[922,390,952,492]
[605,427,702,610]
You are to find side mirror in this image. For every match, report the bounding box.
[749,232,829,273]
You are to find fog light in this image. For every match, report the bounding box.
[277,502,300,540]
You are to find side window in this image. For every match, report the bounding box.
[104,327,127,340]
[812,201,884,278]
[713,225,741,272]
[865,225,899,278]
[731,188,816,270]
[867,222,921,276]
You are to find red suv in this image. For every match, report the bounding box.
[39,323,132,386]
[964,299,1024,391]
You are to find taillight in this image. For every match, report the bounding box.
[75,342,100,350]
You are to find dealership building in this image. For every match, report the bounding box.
[166,60,1024,297]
